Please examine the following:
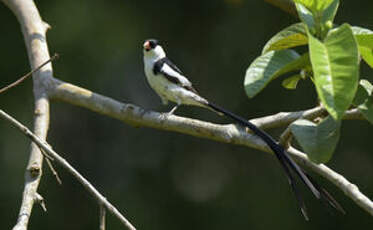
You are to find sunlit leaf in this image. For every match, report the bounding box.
[290,116,341,163]
[282,74,302,90]
[355,34,373,48]
[321,0,339,25]
[359,79,373,94]
[262,23,307,54]
[352,27,373,50]
[308,24,359,120]
[294,0,339,39]
[293,0,334,12]
[244,50,309,98]
[295,3,315,30]
[351,26,373,36]
[351,26,373,67]
[359,46,373,68]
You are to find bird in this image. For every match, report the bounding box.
[142,39,345,220]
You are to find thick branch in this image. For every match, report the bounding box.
[49,78,364,152]
[2,1,53,230]
[49,79,269,151]
[48,78,373,215]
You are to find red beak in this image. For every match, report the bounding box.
[143,41,151,51]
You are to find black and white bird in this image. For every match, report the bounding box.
[142,39,345,220]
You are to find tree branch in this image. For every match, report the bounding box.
[250,105,363,129]
[49,79,269,151]
[288,147,373,215]
[3,0,372,228]
[0,53,58,94]
[99,205,106,230]
[0,109,136,230]
[48,78,373,215]
[250,106,326,129]
[48,78,364,151]
[2,1,53,229]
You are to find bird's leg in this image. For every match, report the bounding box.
[168,99,182,115]
[168,105,179,115]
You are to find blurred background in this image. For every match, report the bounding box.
[0,0,372,229]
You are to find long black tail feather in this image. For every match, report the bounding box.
[305,172,346,214]
[207,102,344,219]
[277,150,309,220]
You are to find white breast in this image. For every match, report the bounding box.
[143,56,208,108]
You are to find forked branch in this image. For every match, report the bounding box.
[0,109,136,230]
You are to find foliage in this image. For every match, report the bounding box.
[290,116,340,163]
[244,0,373,163]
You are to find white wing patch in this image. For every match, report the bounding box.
[161,64,193,88]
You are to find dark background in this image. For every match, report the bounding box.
[1,0,372,229]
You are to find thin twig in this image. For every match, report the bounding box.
[34,193,47,212]
[45,157,62,185]
[36,145,54,161]
[37,145,63,185]
[99,204,106,230]
[250,106,329,130]
[0,109,136,230]
[279,126,293,149]
[0,53,59,94]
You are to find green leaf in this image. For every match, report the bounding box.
[244,50,309,98]
[282,74,302,90]
[353,83,369,106]
[359,46,373,68]
[293,0,334,12]
[308,24,359,120]
[351,27,373,48]
[360,79,373,94]
[351,27,373,49]
[353,79,373,106]
[351,26,373,36]
[351,26,373,67]
[290,116,341,163]
[295,3,315,31]
[262,23,308,54]
[353,80,373,124]
[355,34,373,48]
[358,97,373,124]
[295,0,339,39]
[321,0,339,25]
